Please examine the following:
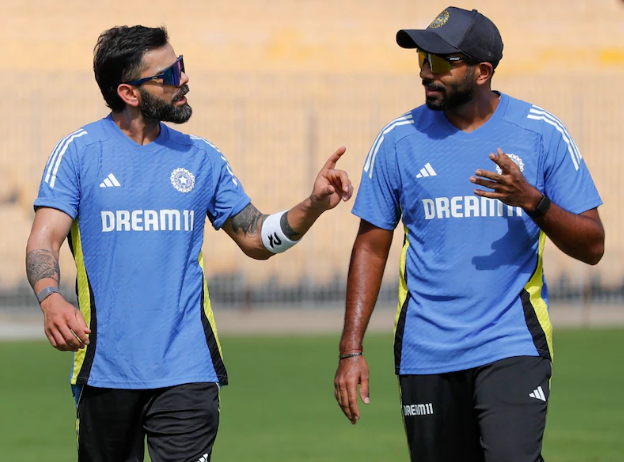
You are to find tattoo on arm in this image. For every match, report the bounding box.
[280,211,301,240]
[26,249,60,288]
[230,203,268,237]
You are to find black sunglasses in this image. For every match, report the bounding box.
[126,56,185,86]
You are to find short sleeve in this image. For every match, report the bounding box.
[207,154,251,230]
[33,131,85,219]
[542,123,602,214]
[352,130,402,230]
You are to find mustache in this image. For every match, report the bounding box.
[422,80,445,93]
[173,85,190,102]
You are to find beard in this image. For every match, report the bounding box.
[422,68,476,111]
[138,85,192,124]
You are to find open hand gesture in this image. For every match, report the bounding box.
[471,148,542,210]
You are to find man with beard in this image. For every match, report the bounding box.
[334,7,604,462]
[26,25,353,462]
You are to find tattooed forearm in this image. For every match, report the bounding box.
[26,249,60,289]
[230,203,268,236]
[280,211,301,240]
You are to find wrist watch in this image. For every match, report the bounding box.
[527,194,552,218]
[37,286,60,304]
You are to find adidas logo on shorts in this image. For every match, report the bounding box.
[197,454,209,462]
[529,386,547,402]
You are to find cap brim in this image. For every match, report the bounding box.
[396,30,461,55]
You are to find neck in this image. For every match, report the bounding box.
[111,109,161,145]
[443,90,500,133]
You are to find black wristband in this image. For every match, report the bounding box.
[339,352,363,360]
[527,194,551,218]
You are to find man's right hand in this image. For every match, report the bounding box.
[334,355,370,424]
[41,293,91,352]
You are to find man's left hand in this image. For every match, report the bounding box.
[310,146,354,211]
[471,148,542,211]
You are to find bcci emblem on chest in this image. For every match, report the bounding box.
[171,168,196,193]
[496,154,524,175]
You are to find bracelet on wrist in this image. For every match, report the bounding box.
[339,352,363,360]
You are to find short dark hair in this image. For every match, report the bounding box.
[93,25,169,112]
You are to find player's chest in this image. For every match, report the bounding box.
[80,151,212,211]
[398,136,543,201]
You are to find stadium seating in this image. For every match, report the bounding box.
[1,0,623,297]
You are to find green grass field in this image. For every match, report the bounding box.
[1,329,623,461]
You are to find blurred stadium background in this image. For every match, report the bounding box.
[1,1,624,461]
[2,0,624,317]
[0,0,623,314]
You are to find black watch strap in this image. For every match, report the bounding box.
[527,195,551,218]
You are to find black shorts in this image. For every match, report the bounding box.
[399,356,551,462]
[75,382,220,462]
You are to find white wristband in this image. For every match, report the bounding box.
[261,211,297,254]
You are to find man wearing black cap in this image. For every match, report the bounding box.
[334,6,604,462]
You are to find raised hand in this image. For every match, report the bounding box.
[310,146,354,211]
[470,148,542,210]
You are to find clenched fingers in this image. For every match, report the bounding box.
[45,327,64,351]
[68,310,91,346]
[325,169,353,201]
[58,324,82,352]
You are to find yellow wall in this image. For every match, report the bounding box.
[2,0,622,290]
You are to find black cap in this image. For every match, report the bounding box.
[396,7,503,68]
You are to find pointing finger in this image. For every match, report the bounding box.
[322,146,347,170]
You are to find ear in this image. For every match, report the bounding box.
[117,83,140,108]
[475,62,494,86]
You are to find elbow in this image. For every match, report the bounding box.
[243,246,273,260]
[250,252,272,261]
[586,243,604,266]
[584,235,605,266]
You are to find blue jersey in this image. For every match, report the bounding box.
[353,93,602,375]
[35,115,250,388]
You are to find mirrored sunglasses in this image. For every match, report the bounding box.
[126,55,185,86]
[417,50,464,74]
